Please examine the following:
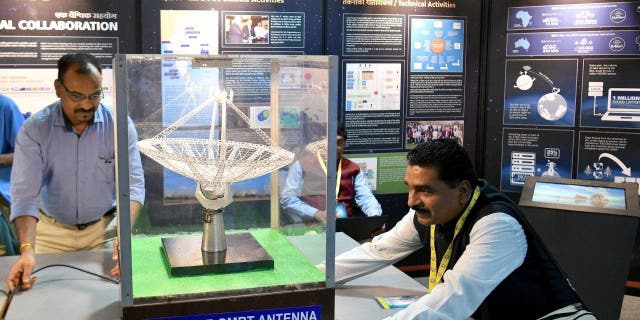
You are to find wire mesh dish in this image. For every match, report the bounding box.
[137,138,294,192]
[137,92,294,193]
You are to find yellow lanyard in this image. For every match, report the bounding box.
[428,186,480,293]
[317,151,342,199]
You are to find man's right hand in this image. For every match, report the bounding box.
[5,247,37,292]
[314,210,327,224]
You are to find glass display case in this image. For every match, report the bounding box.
[113,54,338,320]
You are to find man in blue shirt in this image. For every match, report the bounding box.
[0,93,25,255]
[280,123,382,223]
[5,53,145,291]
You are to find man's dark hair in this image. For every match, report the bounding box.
[406,139,477,188]
[57,53,102,81]
[337,122,347,140]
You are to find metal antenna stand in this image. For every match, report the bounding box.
[202,208,226,253]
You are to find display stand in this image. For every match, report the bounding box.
[519,176,640,320]
[114,54,338,320]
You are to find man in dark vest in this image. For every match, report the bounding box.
[328,139,591,319]
[280,123,382,223]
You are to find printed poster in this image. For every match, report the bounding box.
[504,59,577,126]
[501,128,574,192]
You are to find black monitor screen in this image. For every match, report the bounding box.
[531,181,626,210]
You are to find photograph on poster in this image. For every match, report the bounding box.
[504,59,577,126]
[405,120,463,149]
[344,62,402,111]
[580,58,640,129]
[160,10,219,55]
[0,68,114,116]
[500,128,574,192]
[345,156,378,191]
[577,131,640,195]
[223,13,270,45]
[409,17,464,73]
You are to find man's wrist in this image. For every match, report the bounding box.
[19,242,34,254]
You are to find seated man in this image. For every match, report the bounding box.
[254,20,269,41]
[323,139,592,319]
[280,123,382,223]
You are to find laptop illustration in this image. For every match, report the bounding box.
[601,88,640,122]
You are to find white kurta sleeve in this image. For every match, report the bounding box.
[385,213,527,320]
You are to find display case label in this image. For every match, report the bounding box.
[147,305,321,320]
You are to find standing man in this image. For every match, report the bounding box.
[281,123,382,223]
[5,53,145,291]
[0,93,25,255]
[227,16,244,44]
[326,139,590,319]
[241,16,255,43]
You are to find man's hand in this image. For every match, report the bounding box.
[370,223,386,238]
[314,210,327,224]
[110,238,119,277]
[5,247,37,292]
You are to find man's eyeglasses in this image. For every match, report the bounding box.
[58,79,103,102]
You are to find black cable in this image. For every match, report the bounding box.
[1,289,14,320]
[1,264,118,319]
[0,290,7,297]
[31,264,119,285]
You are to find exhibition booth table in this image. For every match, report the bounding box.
[0,232,426,319]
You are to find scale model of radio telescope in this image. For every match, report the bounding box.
[304,138,328,156]
[137,90,294,276]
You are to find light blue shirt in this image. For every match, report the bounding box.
[10,101,145,225]
[0,94,25,203]
[280,159,382,219]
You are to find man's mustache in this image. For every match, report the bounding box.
[74,107,97,114]
[411,205,429,214]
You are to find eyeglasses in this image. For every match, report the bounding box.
[58,79,103,102]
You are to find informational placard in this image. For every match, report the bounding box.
[501,128,574,192]
[483,0,640,194]
[147,305,321,320]
[342,13,405,57]
[578,131,640,195]
[344,61,403,111]
[141,1,323,54]
[407,16,465,118]
[508,1,640,30]
[580,58,640,129]
[346,152,409,195]
[0,0,135,63]
[506,29,640,56]
[0,68,114,115]
[0,0,133,115]
[326,0,482,163]
[504,59,577,126]
[160,10,219,55]
[409,17,464,73]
